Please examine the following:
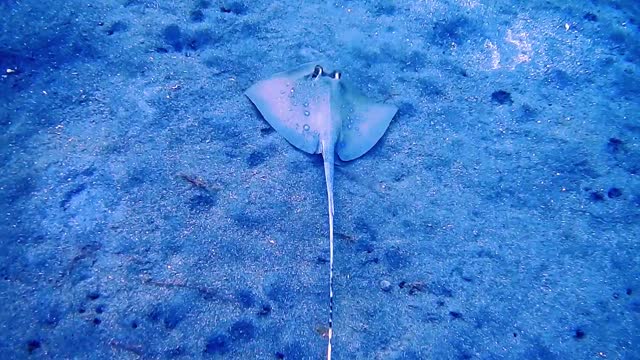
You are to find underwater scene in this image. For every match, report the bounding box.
[1,0,638,359]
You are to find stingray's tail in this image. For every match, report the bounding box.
[322,145,335,360]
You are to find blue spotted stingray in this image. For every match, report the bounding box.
[246,63,397,359]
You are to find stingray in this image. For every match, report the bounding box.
[245,63,397,359]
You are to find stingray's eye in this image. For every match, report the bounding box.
[312,65,323,79]
[332,71,341,80]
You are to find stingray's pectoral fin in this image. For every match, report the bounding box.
[245,63,328,155]
[336,84,398,162]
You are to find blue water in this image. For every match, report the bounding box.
[1,0,638,359]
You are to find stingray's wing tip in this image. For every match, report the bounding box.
[245,65,325,155]
[336,94,397,161]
